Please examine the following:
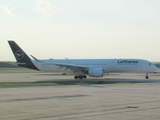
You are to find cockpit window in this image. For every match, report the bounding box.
[149,62,152,65]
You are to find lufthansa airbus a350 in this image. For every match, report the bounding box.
[8,41,158,79]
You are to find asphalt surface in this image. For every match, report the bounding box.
[0,73,160,120]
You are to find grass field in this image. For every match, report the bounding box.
[0,68,41,73]
[0,81,131,88]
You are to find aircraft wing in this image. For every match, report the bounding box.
[55,63,88,70]
[30,55,88,70]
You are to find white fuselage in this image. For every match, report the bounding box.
[8,41,158,79]
[32,59,158,73]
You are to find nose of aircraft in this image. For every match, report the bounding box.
[153,65,158,71]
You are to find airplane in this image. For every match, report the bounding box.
[8,40,158,79]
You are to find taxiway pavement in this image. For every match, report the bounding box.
[0,73,160,120]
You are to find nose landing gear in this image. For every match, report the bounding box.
[145,73,149,79]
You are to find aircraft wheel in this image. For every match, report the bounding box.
[145,73,149,79]
[83,75,87,78]
[74,76,78,79]
[74,75,86,79]
[145,76,149,79]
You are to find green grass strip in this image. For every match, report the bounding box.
[0,81,133,87]
[0,82,57,87]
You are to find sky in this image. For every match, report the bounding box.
[0,0,160,61]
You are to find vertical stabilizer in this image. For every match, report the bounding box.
[8,41,39,70]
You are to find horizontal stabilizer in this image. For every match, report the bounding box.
[30,55,44,63]
[4,62,26,66]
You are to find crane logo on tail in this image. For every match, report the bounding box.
[15,50,24,60]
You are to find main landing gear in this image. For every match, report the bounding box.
[145,73,149,79]
[74,75,87,79]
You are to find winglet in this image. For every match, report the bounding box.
[30,55,44,63]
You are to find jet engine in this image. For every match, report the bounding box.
[88,68,103,77]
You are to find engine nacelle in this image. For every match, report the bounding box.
[88,68,103,77]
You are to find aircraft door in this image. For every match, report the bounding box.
[110,60,116,72]
[138,61,143,67]
[111,60,115,67]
